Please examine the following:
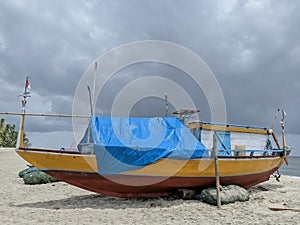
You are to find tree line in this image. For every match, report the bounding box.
[0,118,31,147]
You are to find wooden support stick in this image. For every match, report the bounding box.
[213,132,221,208]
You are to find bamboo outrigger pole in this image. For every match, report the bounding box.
[0,110,91,148]
[0,77,91,148]
[0,112,91,118]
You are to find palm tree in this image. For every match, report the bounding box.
[0,118,31,147]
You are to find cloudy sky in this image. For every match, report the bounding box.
[0,0,299,155]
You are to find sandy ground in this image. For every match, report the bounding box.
[0,148,299,225]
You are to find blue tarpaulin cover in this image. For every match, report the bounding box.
[81,116,207,174]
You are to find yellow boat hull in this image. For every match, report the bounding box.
[16,148,285,197]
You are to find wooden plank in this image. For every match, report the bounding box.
[188,123,268,134]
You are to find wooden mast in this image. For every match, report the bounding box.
[18,99,26,148]
[17,77,31,149]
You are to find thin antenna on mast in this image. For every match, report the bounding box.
[92,61,97,115]
[165,94,168,117]
[87,85,93,117]
[87,84,93,144]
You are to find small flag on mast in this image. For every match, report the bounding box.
[24,76,31,94]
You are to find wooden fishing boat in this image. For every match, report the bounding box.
[16,145,286,198]
[4,78,291,198]
[15,111,289,198]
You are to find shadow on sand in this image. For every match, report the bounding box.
[249,179,284,194]
[12,178,284,210]
[13,194,187,210]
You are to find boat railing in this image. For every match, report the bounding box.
[205,148,284,157]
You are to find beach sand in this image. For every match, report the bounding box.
[0,148,299,225]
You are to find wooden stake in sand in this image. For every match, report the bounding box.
[269,207,300,212]
[213,132,221,208]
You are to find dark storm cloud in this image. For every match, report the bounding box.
[0,0,299,151]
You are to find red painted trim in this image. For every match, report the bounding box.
[44,167,279,198]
